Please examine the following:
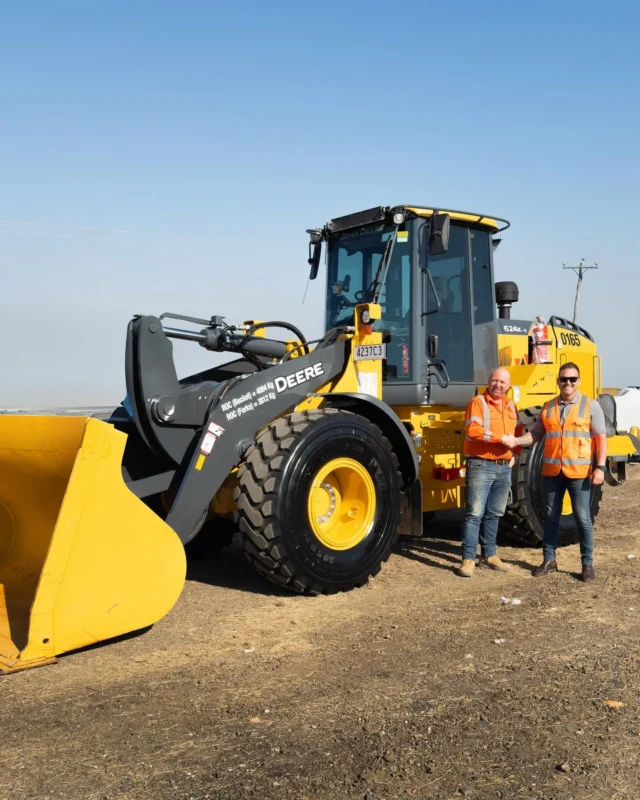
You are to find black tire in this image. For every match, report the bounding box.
[500,406,603,547]
[234,408,402,594]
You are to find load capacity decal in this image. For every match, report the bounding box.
[221,363,325,422]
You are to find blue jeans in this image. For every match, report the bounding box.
[542,473,594,565]
[461,458,512,561]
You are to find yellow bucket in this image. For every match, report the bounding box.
[0,415,186,674]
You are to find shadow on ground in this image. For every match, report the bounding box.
[394,509,541,573]
[185,540,290,597]
[184,507,547,593]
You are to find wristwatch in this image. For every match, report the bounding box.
[595,465,606,472]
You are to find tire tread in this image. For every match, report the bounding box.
[234,408,401,594]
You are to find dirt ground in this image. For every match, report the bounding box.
[3,468,640,800]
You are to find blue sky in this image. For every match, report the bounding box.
[1,0,638,406]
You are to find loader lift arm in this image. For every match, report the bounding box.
[121,313,352,544]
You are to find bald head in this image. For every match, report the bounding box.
[487,368,511,401]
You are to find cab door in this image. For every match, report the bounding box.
[469,228,498,385]
[425,223,474,405]
[425,224,497,405]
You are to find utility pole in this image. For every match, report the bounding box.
[562,258,598,324]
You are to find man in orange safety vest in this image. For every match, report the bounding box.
[514,362,607,582]
[458,367,523,578]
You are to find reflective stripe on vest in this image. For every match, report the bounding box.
[464,395,515,443]
[545,397,558,418]
[465,396,493,443]
[544,430,592,439]
[479,396,492,441]
[578,393,588,417]
[541,393,593,478]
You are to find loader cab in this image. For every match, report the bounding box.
[320,205,510,407]
[326,220,413,383]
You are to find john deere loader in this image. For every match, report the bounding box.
[1,204,638,674]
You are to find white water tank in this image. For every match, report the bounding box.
[613,387,640,433]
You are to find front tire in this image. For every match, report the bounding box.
[234,409,402,594]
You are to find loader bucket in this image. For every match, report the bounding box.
[0,416,186,674]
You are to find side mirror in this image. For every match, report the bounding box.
[428,212,450,256]
[307,229,323,281]
[428,334,439,360]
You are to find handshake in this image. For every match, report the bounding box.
[501,434,518,449]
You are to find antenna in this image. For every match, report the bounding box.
[301,273,311,305]
[562,258,599,324]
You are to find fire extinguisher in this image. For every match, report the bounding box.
[530,316,552,363]
[401,344,409,375]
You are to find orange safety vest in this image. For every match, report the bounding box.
[541,393,593,478]
[464,392,519,460]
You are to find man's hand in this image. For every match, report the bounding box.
[591,467,605,486]
[501,434,518,449]
[508,456,515,468]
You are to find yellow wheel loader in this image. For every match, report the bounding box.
[1,204,638,674]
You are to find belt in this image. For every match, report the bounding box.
[468,457,511,465]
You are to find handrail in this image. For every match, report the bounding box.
[594,354,602,397]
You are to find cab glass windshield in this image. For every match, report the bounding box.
[325,224,412,382]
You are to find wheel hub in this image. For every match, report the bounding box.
[316,482,337,524]
[307,458,376,551]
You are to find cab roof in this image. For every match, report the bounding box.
[403,206,509,231]
[326,205,510,234]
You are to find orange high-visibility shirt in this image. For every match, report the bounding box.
[464,391,523,460]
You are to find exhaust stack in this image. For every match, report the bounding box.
[495,281,519,320]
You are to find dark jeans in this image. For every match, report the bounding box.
[542,473,594,565]
[461,458,512,561]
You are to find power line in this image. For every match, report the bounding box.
[562,258,599,324]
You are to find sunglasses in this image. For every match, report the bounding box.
[558,376,579,384]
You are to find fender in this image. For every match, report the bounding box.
[316,391,418,487]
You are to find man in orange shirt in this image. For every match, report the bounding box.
[514,362,607,582]
[458,367,522,578]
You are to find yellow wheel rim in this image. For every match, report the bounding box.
[307,458,376,551]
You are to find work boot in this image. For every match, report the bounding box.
[532,560,557,577]
[580,564,595,582]
[457,559,476,578]
[479,555,511,572]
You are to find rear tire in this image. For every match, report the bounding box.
[500,406,603,547]
[234,409,402,594]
